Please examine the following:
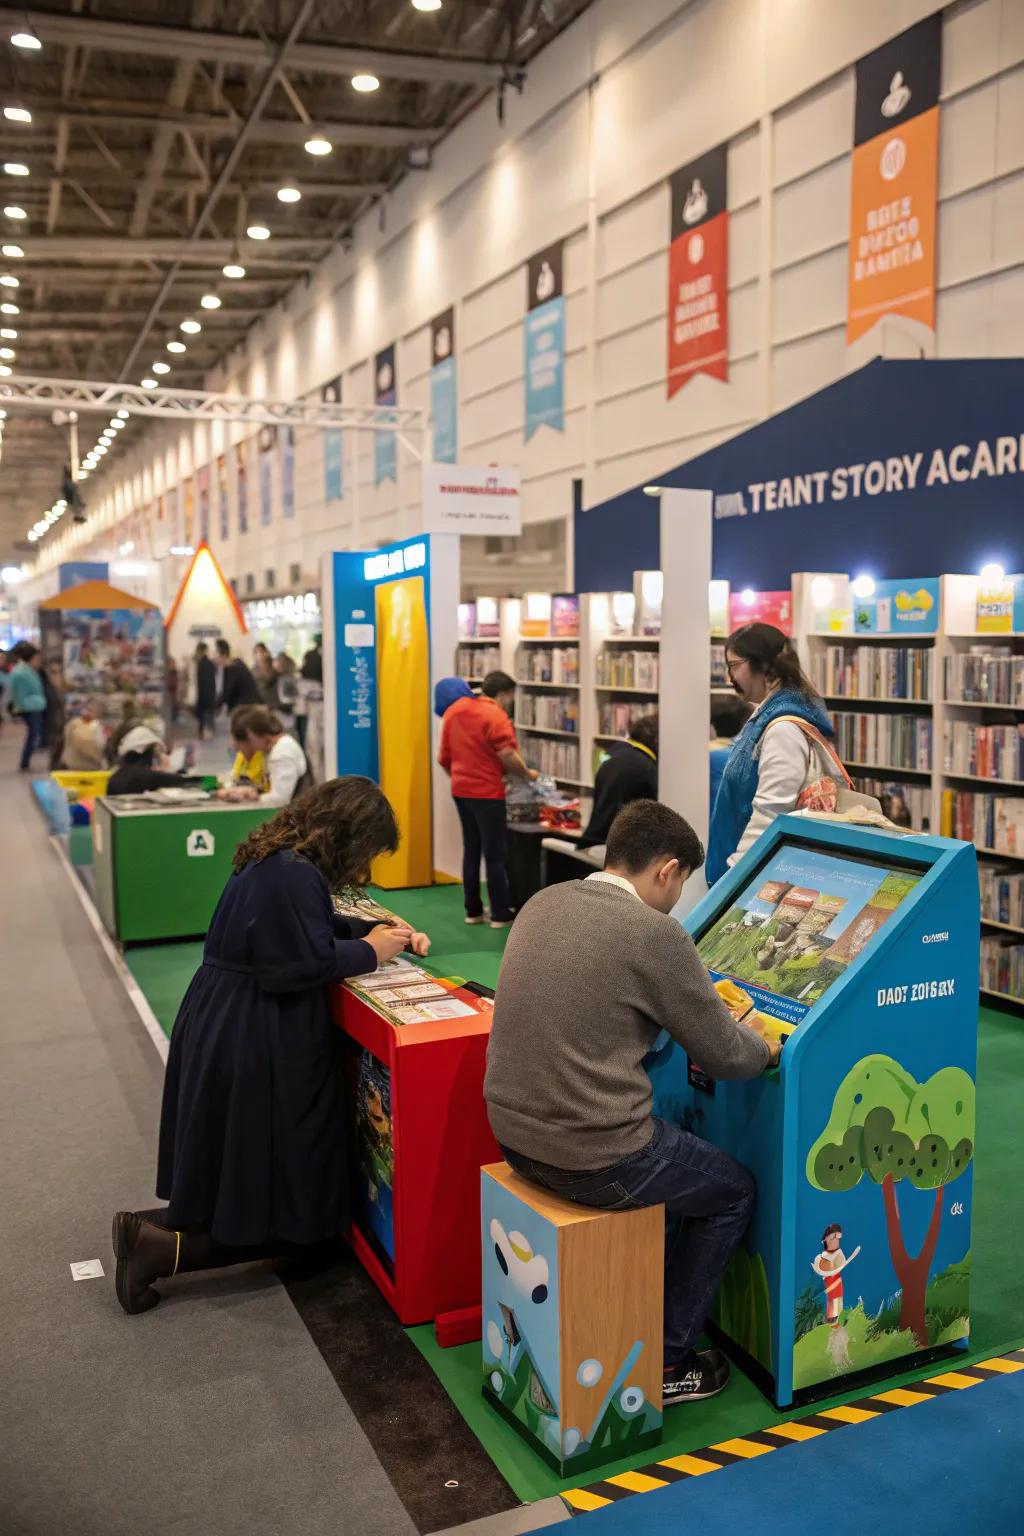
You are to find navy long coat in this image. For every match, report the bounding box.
[157,850,378,1245]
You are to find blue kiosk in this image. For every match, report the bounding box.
[651,814,978,1409]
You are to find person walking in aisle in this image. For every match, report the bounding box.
[215,638,259,713]
[112,777,431,1315]
[438,670,536,928]
[705,622,835,884]
[193,642,217,740]
[9,643,47,772]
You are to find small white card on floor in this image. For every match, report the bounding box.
[70,1259,105,1282]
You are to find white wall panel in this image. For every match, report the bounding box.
[940,80,999,196]
[771,325,848,413]
[728,202,762,288]
[773,158,850,270]
[773,245,849,344]
[774,73,854,188]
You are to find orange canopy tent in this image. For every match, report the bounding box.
[39,579,159,612]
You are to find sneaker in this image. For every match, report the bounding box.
[663,1347,730,1404]
[465,914,488,925]
[489,917,513,929]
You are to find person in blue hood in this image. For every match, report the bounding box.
[706,622,836,884]
[434,676,474,718]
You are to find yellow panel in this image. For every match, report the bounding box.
[372,576,432,889]
[818,1404,879,1424]
[657,1453,725,1475]
[562,1489,613,1511]
[976,1357,1024,1375]
[606,1471,669,1493]
[711,1437,775,1459]
[926,1370,984,1390]
[767,1421,827,1441]
[873,1388,935,1407]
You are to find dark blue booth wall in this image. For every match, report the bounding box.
[575,359,1024,593]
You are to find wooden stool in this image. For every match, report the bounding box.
[481,1161,664,1477]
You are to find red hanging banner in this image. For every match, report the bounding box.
[667,144,728,397]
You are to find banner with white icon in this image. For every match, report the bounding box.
[216,454,229,541]
[374,344,397,486]
[235,441,249,535]
[667,144,728,397]
[321,376,343,502]
[281,426,295,520]
[196,463,211,544]
[524,240,565,440]
[847,14,941,345]
[258,425,277,525]
[430,307,457,463]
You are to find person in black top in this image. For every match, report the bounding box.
[215,638,260,713]
[193,642,217,739]
[579,711,659,850]
[106,726,203,796]
[300,633,323,685]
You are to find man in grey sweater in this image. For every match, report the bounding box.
[485,799,781,1405]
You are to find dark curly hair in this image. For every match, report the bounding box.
[232,776,400,891]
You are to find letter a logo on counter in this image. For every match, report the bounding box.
[667,144,728,397]
[187,829,215,858]
[847,15,941,345]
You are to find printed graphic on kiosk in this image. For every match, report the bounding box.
[355,1051,395,1262]
[696,846,920,1037]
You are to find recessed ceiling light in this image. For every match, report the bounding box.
[151,360,170,374]
[246,223,270,241]
[0,364,12,376]
[304,135,332,156]
[108,418,122,429]
[412,0,443,10]
[276,186,301,204]
[10,31,42,53]
[95,443,108,454]
[0,346,14,359]
[180,318,201,334]
[101,430,114,440]
[167,339,186,352]
[3,106,31,124]
[3,206,27,219]
[0,327,15,338]
[0,302,18,314]
[2,244,23,258]
[222,262,245,280]
[351,73,379,93]
[116,408,130,419]
[3,163,29,177]
[140,378,157,390]
[200,293,221,309]
[0,274,18,288]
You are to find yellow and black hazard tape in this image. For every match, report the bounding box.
[561,1347,1024,1513]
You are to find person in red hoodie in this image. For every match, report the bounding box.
[438,671,537,928]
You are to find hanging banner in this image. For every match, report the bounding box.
[322,376,343,501]
[196,464,211,544]
[281,426,295,519]
[167,487,180,543]
[430,307,457,463]
[216,454,229,541]
[235,441,249,534]
[258,425,277,525]
[854,576,939,634]
[182,477,195,545]
[847,14,941,345]
[374,344,397,486]
[667,144,728,396]
[421,462,521,535]
[524,240,565,440]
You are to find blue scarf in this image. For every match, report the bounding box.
[434,676,473,718]
[705,688,834,884]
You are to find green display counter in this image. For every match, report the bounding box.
[92,797,278,943]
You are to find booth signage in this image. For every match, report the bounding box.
[420,463,521,535]
[524,240,565,440]
[235,441,249,534]
[216,454,229,541]
[281,426,295,520]
[854,576,939,634]
[321,376,343,502]
[667,143,728,395]
[258,425,277,525]
[847,15,941,344]
[374,344,398,485]
[430,308,457,464]
[186,829,215,857]
[196,464,211,544]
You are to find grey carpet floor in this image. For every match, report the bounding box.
[0,727,417,1536]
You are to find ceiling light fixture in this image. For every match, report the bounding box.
[3,205,27,219]
[412,0,443,10]
[0,327,15,338]
[200,293,221,309]
[3,106,31,123]
[140,378,157,390]
[222,262,245,280]
[117,408,130,419]
[180,318,201,334]
[0,274,18,288]
[0,346,14,359]
[10,30,42,53]
[108,418,122,429]
[0,364,11,376]
[304,135,331,156]
[0,302,18,314]
[1,244,23,258]
[3,162,28,177]
[276,185,301,204]
[351,73,379,93]
[167,339,186,352]
[245,223,270,240]
[151,360,170,374]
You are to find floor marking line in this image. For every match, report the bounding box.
[817,1404,880,1424]
[976,1357,1024,1374]
[710,1437,776,1458]
[561,1490,613,1511]
[656,1452,725,1476]
[925,1370,985,1390]
[605,1471,670,1492]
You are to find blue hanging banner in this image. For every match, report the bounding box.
[430,307,457,463]
[524,240,565,441]
[258,425,276,525]
[235,440,249,534]
[322,375,343,501]
[281,426,295,519]
[374,344,397,486]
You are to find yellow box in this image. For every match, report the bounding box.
[52,770,112,797]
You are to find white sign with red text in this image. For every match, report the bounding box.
[421,462,521,536]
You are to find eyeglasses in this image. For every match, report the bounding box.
[724,657,747,676]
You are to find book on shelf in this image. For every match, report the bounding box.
[517,646,579,684]
[943,721,1024,780]
[598,700,658,736]
[944,648,1024,706]
[980,934,1024,1001]
[831,710,932,771]
[812,643,932,701]
[979,864,1024,928]
[850,775,931,832]
[595,649,660,689]
[710,643,726,687]
[521,736,580,781]
[455,643,500,679]
[517,693,579,733]
[940,789,1024,853]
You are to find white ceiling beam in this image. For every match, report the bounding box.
[17,236,329,259]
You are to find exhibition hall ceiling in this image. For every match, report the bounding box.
[0,0,594,550]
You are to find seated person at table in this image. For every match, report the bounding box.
[485,799,780,1405]
[106,726,203,796]
[219,706,309,808]
[226,706,270,793]
[579,711,658,853]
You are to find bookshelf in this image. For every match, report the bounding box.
[513,595,582,789]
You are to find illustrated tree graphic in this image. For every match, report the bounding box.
[806,1054,974,1347]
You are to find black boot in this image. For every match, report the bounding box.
[112,1211,180,1315]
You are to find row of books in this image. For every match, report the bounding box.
[517,646,579,684]
[831,711,932,771]
[980,935,1024,1000]
[944,649,1024,706]
[521,736,581,781]
[455,644,500,679]
[851,775,932,832]
[595,649,660,689]
[939,790,1024,853]
[517,694,579,733]
[813,644,932,701]
[979,865,1024,929]
[598,700,657,736]
[943,723,1024,781]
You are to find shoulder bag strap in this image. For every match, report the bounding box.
[771,715,854,789]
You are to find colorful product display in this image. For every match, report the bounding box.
[812,644,932,701]
[944,649,1024,706]
[831,710,932,772]
[517,646,579,684]
[943,722,1024,782]
[941,789,1024,854]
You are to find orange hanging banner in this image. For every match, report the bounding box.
[667,144,728,396]
[847,14,942,345]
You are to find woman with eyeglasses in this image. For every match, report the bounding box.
[705,622,834,883]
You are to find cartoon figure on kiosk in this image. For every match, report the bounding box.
[811,1223,861,1371]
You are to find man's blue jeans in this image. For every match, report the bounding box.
[19,709,45,771]
[502,1117,755,1367]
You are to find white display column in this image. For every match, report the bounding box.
[658,488,713,917]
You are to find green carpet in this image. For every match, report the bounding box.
[409,1005,1024,1503]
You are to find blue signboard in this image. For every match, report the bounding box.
[59,562,108,590]
[524,241,565,441]
[854,576,940,634]
[430,307,457,463]
[322,376,343,502]
[281,427,295,520]
[374,344,397,486]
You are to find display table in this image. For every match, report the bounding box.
[92,796,277,943]
[331,980,500,1341]
[507,822,583,912]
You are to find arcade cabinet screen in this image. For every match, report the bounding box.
[695,841,921,1037]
